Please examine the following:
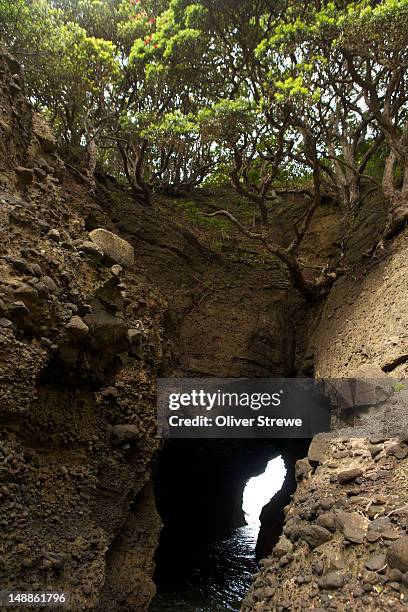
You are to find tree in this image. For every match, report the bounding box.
[198,100,289,225]
[340,0,408,237]
[0,0,120,180]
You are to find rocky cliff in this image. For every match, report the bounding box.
[2,43,408,612]
[0,49,166,610]
[242,175,408,610]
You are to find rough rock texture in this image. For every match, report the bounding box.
[312,229,408,379]
[0,49,165,610]
[242,436,408,611]
[89,228,135,267]
[243,190,408,609]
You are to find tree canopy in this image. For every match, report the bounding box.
[1,0,408,294]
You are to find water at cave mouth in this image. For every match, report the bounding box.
[150,523,258,611]
[150,456,286,611]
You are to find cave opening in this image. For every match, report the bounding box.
[150,438,310,611]
[242,455,286,526]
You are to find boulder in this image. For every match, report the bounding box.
[343,525,365,544]
[295,457,313,480]
[78,241,104,263]
[365,553,387,572]
[387,443,408,460]
[273,535,293,559]
[89,228,134,267]
[337,468,363,484]
[387,537,408,573]
[65,316,89,340]
[317,571,345,590]
[316,512,337,533]
[308,433,331,465]
[295,525,332,549]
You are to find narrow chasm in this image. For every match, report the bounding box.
[2,14,408,612]
[150,439,310,610]
[107,182,329,610]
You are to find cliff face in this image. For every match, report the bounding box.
[2,43,408,612]
[242,433,408,612]
[313,228,408,378]
[0,50,166,610]
[242,187,408,610]
[1,47,308,611]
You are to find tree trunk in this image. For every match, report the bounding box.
[384,192,408,239]
[383,150,408,239]
[258,198,269,226]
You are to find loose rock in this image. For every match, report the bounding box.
[337,468,363,484]
[89,228,134,267]
[387,537,408,573]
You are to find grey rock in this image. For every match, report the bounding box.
[337,468,363,484]
[336,511,368,543]
[368,444,383,458]
[65,316,89,339]
[273,535,293,559]
[369,434,388,444]
[79,241,104,262]
[389,581,401,591]
[344,525,365,544]
[296,525,332,548]
[320,496,336,511]
[308,434,331,465]
[368,517,393,534]
[295,457,313,480]
[382,528,400,540]
[111,424,139,446]
[89,228,134,267]
[388,568,403,582]
[387,537,408,573]
[365,553,387,572]
[316,512,336,533]
[31,263,43,277]
[13,283,38,301]
[42,276,58,292]
[387,443,408,459]
[317,571,345,590]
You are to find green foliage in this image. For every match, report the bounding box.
[2,0,408,215]
[201,165,230,188]
[1,0,120,144]
[198,99,257,147]
[173,199,231,248]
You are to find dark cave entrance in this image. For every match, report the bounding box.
[150,438,310,611]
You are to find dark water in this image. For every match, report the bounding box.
[150,524,258,612]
